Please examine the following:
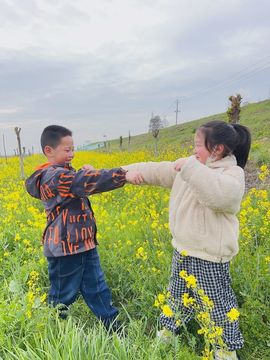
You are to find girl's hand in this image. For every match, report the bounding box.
[126,171,144,185]
[82,164,95,171]
[174,158,186,171]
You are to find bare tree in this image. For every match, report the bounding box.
[227,94,242,124]
[2,133,8,163]
[119,136,123,150]
[14,127,25,179]
[149,115,164,156]
[162,117,169,128]
[128,131,131,152]
[103,135,107,152]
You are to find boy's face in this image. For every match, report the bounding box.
[193,131,211,164]
[44,136,75,164]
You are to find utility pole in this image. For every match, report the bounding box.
[175,99,180,125]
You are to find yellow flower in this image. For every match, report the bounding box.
[260,164,268,172]
[198,328,206,335]
[227,308,240,322]
[14,233,21,241]
[136,246,147,260]
[198,289,205,296]
[40,293,47,303]
[180,250,188,256]
[157,294,165,304]
[201,295,214,308]
[162,304,174,317]
[185,274,197,288]
[179,270,188,279]
[197,311,210,322]
[182,293,196,307]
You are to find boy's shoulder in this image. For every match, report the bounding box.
[26,163,76,200]
[33,163,75,177]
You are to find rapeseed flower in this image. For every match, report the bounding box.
[227,308,240,322]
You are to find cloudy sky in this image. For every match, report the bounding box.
[0,0,270,155]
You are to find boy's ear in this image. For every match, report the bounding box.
[43,145,54,156]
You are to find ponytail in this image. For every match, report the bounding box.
[231,124,251,168]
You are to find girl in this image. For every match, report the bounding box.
[123,120,251,360]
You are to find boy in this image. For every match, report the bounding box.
[25,125,143,331]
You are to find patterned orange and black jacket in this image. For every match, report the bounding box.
[25,163,127,257]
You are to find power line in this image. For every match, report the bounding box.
[156,55,270,122]
[184,55,270,100]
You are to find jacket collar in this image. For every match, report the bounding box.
[207,155,237,169]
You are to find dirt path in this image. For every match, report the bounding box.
[245,161,269,192]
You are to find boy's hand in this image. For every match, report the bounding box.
[82,164,95,171]
[174,158,186,171]
[125,170,144,185]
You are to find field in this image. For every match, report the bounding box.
[0,101,269,359]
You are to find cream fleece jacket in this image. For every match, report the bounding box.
[123,155,245,263]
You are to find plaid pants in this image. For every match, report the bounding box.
[159,249,244,351]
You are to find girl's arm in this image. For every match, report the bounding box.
[122,161,178,189]
[180,156,245,213]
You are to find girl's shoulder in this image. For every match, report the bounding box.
[223,164,245,184]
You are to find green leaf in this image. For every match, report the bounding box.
[8,280,20,294]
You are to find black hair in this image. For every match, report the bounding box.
[40,125,72,153]
[198,120,251,168]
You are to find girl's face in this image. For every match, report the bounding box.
[193,131,212,164]
[194,130,224,164]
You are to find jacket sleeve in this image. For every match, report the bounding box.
[180,156,245,213]
[122,161,177,189]
[55,167,127,198]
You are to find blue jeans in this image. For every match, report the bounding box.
[47,247,118,325]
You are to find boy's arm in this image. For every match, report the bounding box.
[59,167,127,198]
[66,167,143,197]
[180,156,245,213]
[122,161,178,189]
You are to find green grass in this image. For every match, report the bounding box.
[0,100,269,359]
[101,99,270,165]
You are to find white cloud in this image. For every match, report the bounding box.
[0,0,269,154]
[0,107,22,114]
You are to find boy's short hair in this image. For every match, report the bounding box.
[41,125,72,153]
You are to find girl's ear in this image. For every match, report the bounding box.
[214,144,224,156]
